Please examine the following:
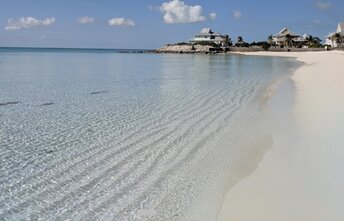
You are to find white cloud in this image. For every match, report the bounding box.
[4,17,55,31]
[77,16,95,24]
[316,1,331,9]
[108,18,135,26]
[41,17,55,26]
[233,10,242,19]
[159,0,206,24]
[209,12,217,20]
[313,19,322,24]
[307,19,326,28]
[149,5,159,10]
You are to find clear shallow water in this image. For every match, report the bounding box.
[0,49,298,220]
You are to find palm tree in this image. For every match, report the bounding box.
[306,35,314,47]
[228,37,233,46]
[305,35,322,48]
[223,35,232,47]
[332,33,342,47]
[267,35,274,46]
[313,36,322,47]
[285,34,293,48]
[237,36,244,46]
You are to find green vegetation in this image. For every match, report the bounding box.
[285,34,293,48]
[223,35,233,47]
[305,35,322,48]
[175,42,190,46]
[267,35,274,47]
[235,36,249,47]
[332,33,342,47]
[250,41,270,50]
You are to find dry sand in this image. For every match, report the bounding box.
[217,51,344,221]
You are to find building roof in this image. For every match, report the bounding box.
[195,28,225,37]
[325,22,344,38]
[302,33,310,39]
[200,28,213,34]
[273,27,300,37]
[336,22,344,34]
[290,33,309,42]
[325,32,336,38]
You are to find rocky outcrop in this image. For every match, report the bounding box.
[156,44,220,54]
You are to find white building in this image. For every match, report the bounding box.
[190,28,229,46]
[272,27,301,46]
[325,22,344,47]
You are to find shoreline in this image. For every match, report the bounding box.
[217,51,344,221]
[155,45,329,54]
[1,46,337,55]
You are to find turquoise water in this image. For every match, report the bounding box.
[0,49,298,220]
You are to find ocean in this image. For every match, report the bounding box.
[0,48,299,220]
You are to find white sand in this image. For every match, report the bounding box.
[217,51,344,221]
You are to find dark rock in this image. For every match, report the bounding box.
[91,90,108,95]
[40,102,54,106]
[0,101,19,106]
[45,150,55,154]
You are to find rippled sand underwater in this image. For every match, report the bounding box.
[0,50,299,220]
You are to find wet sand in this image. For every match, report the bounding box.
[218,51,344,221]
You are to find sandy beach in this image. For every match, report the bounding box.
[218,51,344,221]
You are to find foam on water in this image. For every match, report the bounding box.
[0,50,300,220]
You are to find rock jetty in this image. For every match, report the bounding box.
[156,43,228,54]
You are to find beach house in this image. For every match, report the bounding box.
[272,27,302,47]
[190,28,230,47]
[325,22,344,48]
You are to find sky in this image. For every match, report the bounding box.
[0,0,343,49]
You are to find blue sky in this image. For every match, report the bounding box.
[0,0,343,49]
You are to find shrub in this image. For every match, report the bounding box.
[235,42,249,47]
[262,44,270,51]
[175,42,190,46]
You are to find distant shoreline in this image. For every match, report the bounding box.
[1,46,342,55]
[0,47,155,54]
[155,44,330,54]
